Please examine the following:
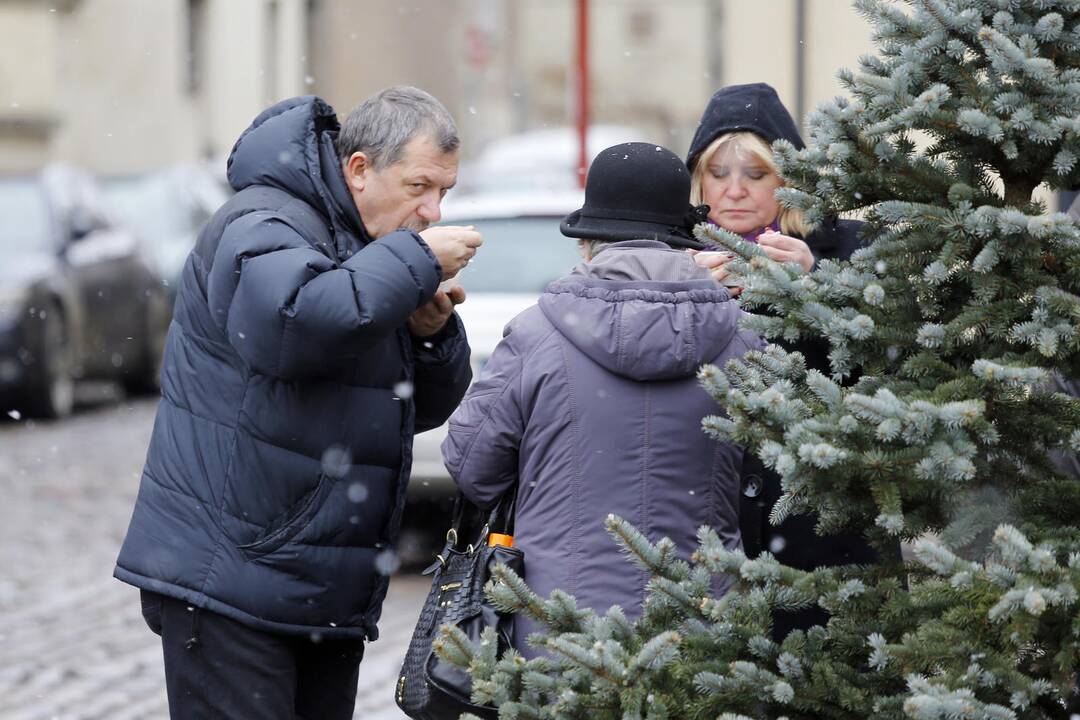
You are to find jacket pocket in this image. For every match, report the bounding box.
[237,473,334,558]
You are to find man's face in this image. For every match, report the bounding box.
[343,133,459,239]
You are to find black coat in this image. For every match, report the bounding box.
[738,217,879,638]
[115,97,472,641]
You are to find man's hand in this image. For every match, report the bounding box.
[408,284,466,339]
[757,231,814,272]
[418,225,483,279]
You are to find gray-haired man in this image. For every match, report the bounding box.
[114,87,479,719]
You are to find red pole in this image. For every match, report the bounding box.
[575,0,589,189]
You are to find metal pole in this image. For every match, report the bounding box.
[794,0,807,125]
[707,0,723,86]
[575,0,589,188]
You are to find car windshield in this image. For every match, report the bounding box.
[446,216,581,293]
[0,180,51,252]
[103,174,211,241]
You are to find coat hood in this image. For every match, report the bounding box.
[686,82,805,171]
[538,241,743,381]
[226,96,368,256]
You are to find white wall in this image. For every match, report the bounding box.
[0,3,61,171]
[0,0,891,175]
[0,0,310,175]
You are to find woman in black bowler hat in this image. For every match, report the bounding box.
[442,142,761,657]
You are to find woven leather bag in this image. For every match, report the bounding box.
[396,493,522,720]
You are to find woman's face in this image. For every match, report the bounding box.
[700,141,783,235]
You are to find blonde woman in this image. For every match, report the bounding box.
[686,83,862,295]
[685,82,879,641]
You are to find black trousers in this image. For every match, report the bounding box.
[141,591,365,720]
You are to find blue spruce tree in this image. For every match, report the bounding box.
[436,1,1080,717]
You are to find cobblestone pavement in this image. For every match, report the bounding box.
[0,394,425,719]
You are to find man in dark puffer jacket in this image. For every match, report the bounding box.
[114,87,478,719]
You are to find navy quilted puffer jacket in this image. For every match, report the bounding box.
[114,96,471,641]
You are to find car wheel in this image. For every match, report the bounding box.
[121,326,164,396]
[122,293,167,396]
[27,308,75,419]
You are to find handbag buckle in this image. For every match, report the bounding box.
[446,528,458,545]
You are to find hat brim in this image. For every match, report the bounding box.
[560,209,704,250]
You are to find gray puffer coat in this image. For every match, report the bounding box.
[441,240,760,655]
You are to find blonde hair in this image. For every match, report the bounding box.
[689,131,810,237]
[577,238,609,259]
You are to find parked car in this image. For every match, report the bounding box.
[457,125,640,195]
[0,165,171,418]
[102,163,230,302]
[408,190,584,498]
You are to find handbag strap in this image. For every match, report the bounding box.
[487,485,517,536]
[442,486,517,551]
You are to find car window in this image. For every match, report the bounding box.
[103,176,198,241]
[446,216,581,293]
[0,180,51,252]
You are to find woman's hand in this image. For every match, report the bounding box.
[689,230,813,296]
[757,231,814,272]
[688,249,743,297]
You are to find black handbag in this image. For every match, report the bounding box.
[396,491,522,720]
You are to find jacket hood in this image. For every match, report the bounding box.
[538,241,743,381]
[226,96,368,256]
[686,82,805,171]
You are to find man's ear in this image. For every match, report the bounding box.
[343,152,370,192]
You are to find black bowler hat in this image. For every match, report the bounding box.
[560,142,708,250]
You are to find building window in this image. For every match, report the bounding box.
[185,0,207,95]
[264,0,280,105]
[627,8,655,44]
[304,0,319,91]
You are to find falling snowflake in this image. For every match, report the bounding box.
[321,445,352,479]
[374,549,401,576]
[347,481,369,503]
